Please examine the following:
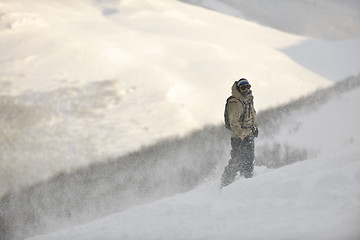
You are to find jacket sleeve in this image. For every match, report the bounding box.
[253,107,258,129]
[227,100,252,139]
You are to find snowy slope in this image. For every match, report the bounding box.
[1,0,359,200]
[28,86,360,240]
[180,0,360,81]
[1,0,360,238]
[1,0,347,197]
[180,0,360,40]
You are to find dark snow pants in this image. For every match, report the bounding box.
[221,137,255,187]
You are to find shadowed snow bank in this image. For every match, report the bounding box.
[180,0,360,40]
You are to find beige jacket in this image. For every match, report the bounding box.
[227,81,258,139]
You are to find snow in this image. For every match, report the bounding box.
[27,85,360,240]
[282,38,360,82]
[1,0,359,198]
[271,87,360,155]
[29,154,360,240]
[182,0,360,40]
[0,0,360,239]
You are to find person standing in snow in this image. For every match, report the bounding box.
[221,78,258,187]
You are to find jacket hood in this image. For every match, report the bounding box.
[231,81,253,102]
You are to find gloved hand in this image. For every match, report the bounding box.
[251,126,258,137]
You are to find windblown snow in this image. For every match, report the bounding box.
[28,86,360,240]
[0,0,359,239]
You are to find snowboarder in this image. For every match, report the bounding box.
[221,78,258,187]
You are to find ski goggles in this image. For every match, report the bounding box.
[240,85,251,90]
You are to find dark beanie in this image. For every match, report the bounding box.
[237,78,249,87]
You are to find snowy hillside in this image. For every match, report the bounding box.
[181,0,360,40]
[1,0,360,239]
[2,0,360,200]
[27,77,360,240]
[1,76,358,240]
